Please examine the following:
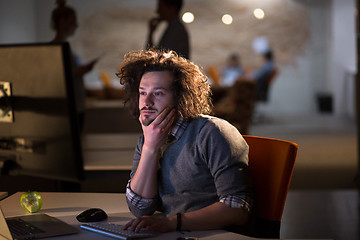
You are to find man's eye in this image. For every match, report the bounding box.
[139,91,146,96]
[154,92,163,96]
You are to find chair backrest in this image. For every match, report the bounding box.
[243,135,298,222]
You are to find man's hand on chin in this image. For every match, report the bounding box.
[140,107,176,151]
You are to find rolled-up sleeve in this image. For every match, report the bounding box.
[125,181,160,217]
[220,194,253,212]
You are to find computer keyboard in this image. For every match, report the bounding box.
[7,218,45,236]
[80,222,155,240]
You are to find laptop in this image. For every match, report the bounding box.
[0,206,78,240]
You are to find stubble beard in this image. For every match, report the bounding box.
[141,115,155,126]
[140,107,157,126]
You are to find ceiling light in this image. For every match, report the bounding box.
[182,12,194,23]
[253,8,265,19]
[222,14,233,25]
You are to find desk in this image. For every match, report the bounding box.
[0,192,331,240]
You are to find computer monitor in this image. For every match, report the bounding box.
[0,42,84,184]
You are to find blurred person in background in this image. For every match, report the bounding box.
[146,0,190,59]
[221,53,244,87]
[50,0,99,130]
[248,50,276,102]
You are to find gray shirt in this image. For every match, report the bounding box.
[127,115,253,217]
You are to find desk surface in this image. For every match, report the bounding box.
[0,192,331,240]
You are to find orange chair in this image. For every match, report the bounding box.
[243,135,298,238]
[206,65,220,87]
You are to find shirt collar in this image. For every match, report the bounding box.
[170,117,188,140]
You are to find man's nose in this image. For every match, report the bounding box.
[144,94,154,106]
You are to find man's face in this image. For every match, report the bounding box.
[139,71,175,126]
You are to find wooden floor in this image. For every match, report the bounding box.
[251,113,358,190]
[282,190,358,240]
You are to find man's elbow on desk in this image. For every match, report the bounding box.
[180,202,250,231]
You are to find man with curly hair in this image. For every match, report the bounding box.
[117,49,253,233]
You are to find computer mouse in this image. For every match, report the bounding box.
[76,208,108,222]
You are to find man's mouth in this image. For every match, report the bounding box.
[141,108,157,115]
[142,110,155,115]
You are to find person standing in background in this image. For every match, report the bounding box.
[50,0,99,130]
[50,0,98,76]
[146,0,190,59]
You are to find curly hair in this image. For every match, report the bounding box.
[116,49,213,121]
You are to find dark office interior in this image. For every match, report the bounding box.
[0,0,359,239]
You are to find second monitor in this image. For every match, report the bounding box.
[0,42,84,186]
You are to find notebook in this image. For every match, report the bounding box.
[0,206,78,240]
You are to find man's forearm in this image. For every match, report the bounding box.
[130,146,160,198]
[177,202,250,231]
